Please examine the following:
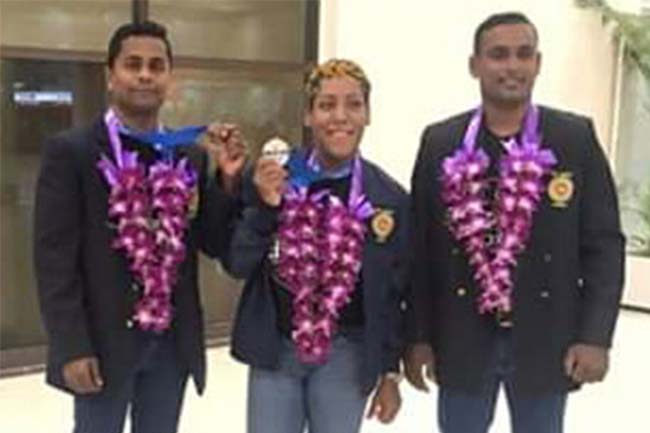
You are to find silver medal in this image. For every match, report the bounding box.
[261,137,290,166]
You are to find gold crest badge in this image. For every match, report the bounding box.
[371,209,395,243]
[187,186,200,219]
[547,172,574,208]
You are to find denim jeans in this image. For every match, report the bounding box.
[438,331,567,433]
[73,332,188,433]
[247,333,368,433]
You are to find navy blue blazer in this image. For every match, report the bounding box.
[227,151,409,394]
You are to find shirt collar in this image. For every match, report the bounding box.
[308,151,354,180]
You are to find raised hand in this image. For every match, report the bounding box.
[202,122,247,194]
[253,158,287,207]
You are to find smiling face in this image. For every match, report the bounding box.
[107,35,172,117]
[470,23,541,108]
[304,76,370,168]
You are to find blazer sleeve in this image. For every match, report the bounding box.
[405,126,438,346]
[196,153,242,264]
[577,119,626,347]
[224,167,280,280]
[382,192,411,373]
[33,134,94,366]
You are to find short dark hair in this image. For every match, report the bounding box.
[473,12,538,54]
[107,21,173,68]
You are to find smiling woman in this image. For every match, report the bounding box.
[227,58,410,433]
[305,78,370,168]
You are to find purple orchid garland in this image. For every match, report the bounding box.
[97,109,197,332]
[441,106,557,317]
[277,155,373,363]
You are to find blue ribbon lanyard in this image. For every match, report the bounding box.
[128,125,208,161]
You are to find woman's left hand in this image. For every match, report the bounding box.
[366,376,401,424]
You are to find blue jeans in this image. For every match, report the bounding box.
[247,333,368,433]
[73,332,189,433]
[438,331,567,433]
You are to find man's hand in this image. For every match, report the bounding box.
[404,343,435,392]
[253,158,287,207]
[564,343,609,384]
[366,376,401,424]
[62,356,104,394]
[202,122,247,194]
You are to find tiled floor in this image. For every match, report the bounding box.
[1,310,648,433]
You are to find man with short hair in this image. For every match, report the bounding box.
[34,20,246,433]
[404,12,625,433]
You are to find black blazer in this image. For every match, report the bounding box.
[33,117,239,397]
[227,151,409,394]
[406,106,625,395]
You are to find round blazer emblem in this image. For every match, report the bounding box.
[548,172,574,208]
[371,209,395,243]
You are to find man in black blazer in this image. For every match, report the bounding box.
[404,12,625,433]
[33,21,245,433]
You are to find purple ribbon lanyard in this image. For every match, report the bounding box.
[463,107,484,152]
[463,105,540,153]
[522,105,540,149]
[104,109,124,168]
[306,151,373,219]
[349,156,374,219]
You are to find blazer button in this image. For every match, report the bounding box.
[126,319,134,329]
[131,283,139,292]
[451,247,460,256]
[456,287,467,297]
[540,290,550,299]
[543,253,552,263]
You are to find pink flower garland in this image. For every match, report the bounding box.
[98,110,196,332]
[441,106,556,318]
[277,156,372,363]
